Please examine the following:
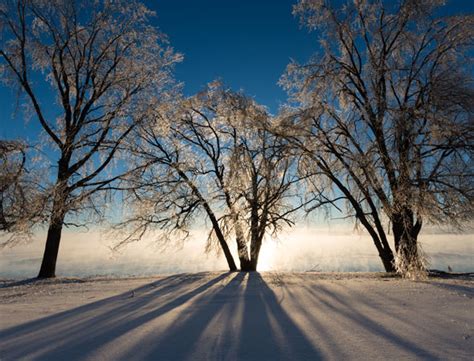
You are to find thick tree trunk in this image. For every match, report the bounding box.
[233,217,252,271]
[38,159,70,279]
[249,236,262,271]
[237,239,259,272]
[236,237,253,271]
[392,218,403,254]
[242,199,261,272]
[392,209,424,275]
[38,184,67,278]
[392,210,418,253]
[398,235,419,262]
[37,211,65,278]
[239,257,255,271]
[238,233,262,272]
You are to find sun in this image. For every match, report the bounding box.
[256,241,277,271]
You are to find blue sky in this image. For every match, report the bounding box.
[147,0,474,112]
[1,0,315,140]
[149,0,316,113]
[1,0,473,137]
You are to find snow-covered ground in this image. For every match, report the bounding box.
[0,272,472,360]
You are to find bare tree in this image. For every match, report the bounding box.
[0,0,181,278]
[117,83,303,271]
[0,140,46,245]
[280,0,474,276]
[226,113,304,271]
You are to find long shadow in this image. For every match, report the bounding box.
[238,273,323,360]
[118,272,322,361]
[428,281,474,298]
[10,272,442,360]
[117,271,248,360]
[2,271,326,360]
[0,272,232,360]
[302,283,440,360]
[1,273,208,339]
[281,281,345,357]
[429,270,474,280]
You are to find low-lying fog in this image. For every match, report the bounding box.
[1,226,472,279]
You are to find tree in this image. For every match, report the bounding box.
[280,0,474,276]
[0,140,46,245]
[117,83,303,271]
[0,0,181,278]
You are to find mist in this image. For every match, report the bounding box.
[0,226,472,279]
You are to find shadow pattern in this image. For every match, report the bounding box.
[1,272,470,360]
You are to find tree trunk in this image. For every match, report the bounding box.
[239,257,255,271]
[207,216,237,271]
[392,209,424,275]
[215,229,238,272]
[37,210,65,278]
[180,170,237,271]
[236,237,253,271]
[249,236,262,271]
[38,182,67,278]
[360,219,396,272]
[203,211,237,272]
[379,248,396,272]
[205,209,237,271]
[238,231,262,272]
[235,237,257,271]
[233,216,252,271]
[38,161,70,279]
[323,171,396,272]
[243,196,261,272]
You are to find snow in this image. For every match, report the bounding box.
[0,272,473,360]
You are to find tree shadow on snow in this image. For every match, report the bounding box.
[427,281,474,298]
[237,272,321,360]
[0,272,322,361]
[0,273,231,360]
[108,272,323,360]
[296,282,443,360]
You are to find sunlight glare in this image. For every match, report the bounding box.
[257,239,277,271]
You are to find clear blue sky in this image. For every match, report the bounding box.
[147,0,474,112]
[1,0,473,139]
[149,0,316,113]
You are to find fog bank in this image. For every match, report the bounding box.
[0,226,472,279]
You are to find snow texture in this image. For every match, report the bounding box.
[0,272,473,360]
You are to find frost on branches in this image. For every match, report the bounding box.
[0,140,46,246]
[0,0,181,277]
[116,83,304,271]
[280,0,474,278]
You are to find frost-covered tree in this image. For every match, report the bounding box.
[0,140,46,245]
[0,0,181,278]
[280,0,474,276]
[117,83,302,271]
